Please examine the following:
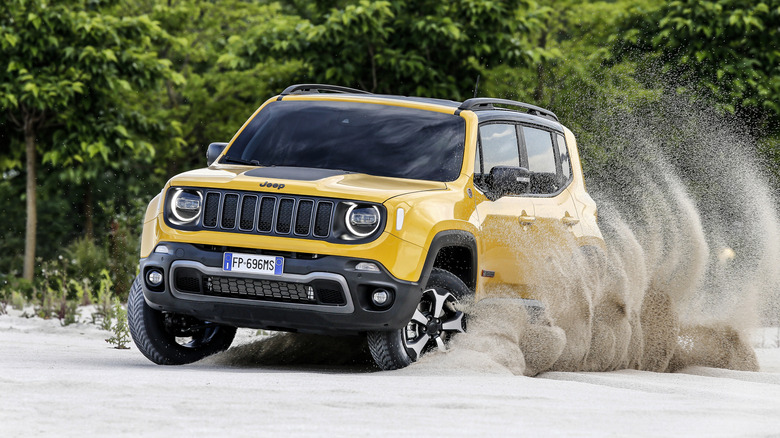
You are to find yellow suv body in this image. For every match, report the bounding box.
[128,84,603,369]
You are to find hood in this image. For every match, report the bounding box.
[167,165,447,203]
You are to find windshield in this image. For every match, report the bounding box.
[223,100,466,182]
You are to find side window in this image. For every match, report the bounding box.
[522,126,558,194]
[557,134,571,183]
[475,123,520,193]
[480,124,520,172]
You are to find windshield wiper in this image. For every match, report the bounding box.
[221,156,260,166]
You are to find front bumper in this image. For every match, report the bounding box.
[139,242,424,335]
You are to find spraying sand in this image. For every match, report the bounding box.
[406,93,777,376]
[186,92,780,377]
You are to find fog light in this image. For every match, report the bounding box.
[372,289,390,306]
[355,262,380,272]
[306,286,315,301]
[147,270,164,287]
[154,245,170,254]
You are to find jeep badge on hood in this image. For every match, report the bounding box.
[259,181,285,190]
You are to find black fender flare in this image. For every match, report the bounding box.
[417,230,478,291]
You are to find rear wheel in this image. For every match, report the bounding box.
[367,268,469,370]
[127,276,236,365]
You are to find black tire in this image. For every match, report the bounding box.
[127,276,236,365]
[367,268,471,370]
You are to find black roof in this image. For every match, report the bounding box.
[277,84,562,128]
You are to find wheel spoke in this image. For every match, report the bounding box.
[435,336,446,352]
[441,311,465,333]
[411,308,428,325]
[406,333,431,360]
[430,289,453,318]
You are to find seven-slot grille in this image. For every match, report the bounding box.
[200,190,335,239]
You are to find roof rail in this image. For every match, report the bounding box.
[459,98,558,121]
[279,84,371,97]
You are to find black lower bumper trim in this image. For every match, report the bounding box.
[139,242,423,335]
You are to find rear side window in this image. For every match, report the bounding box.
[557,134,571,182]
[523,126,560,195]
[523,127,556,174]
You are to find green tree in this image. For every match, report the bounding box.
[480,0,662,174]
[118,0,304,173]
[0,0,181,281]
[227,0,551,99]
[613,0,780,130]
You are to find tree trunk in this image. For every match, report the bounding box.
[23,120,37,282]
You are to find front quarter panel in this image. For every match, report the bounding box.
[140,191,164,258]
[384,176,479,281]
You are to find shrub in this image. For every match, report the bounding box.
[11,291,26,310]
[105,299,131,349]
[64,237,109,292]
[93,270,115,331]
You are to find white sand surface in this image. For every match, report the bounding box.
[1,310,779,437]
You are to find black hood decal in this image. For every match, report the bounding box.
[243,166,350,181]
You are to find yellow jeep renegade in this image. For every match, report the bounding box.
[128,84,603,369]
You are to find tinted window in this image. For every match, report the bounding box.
[523,126,556,174]
[224,101,466,182]
[480,124,519,172]
[557,133,571,182]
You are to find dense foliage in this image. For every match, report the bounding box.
[1,0,778,304]
[614,0,780,125]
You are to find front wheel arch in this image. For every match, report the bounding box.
[418,230,478,291]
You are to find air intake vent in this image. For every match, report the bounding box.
[314,201,333,237]
[239,195,258,230]
[295,200,314,235]
[258,197,276,232]
[276,198,295,234]
[174,268,203,293]
[203,193,220,228]
[221,194,239,229]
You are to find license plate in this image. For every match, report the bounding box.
[222,252,284,275]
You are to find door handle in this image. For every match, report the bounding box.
[561,214,579,226]
[518,215,536,225]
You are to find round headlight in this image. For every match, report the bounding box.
[170,189,203,224]
[345,204,380,237]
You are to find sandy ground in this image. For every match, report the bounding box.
[1,310,779,437]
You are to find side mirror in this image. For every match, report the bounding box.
[489,166,531,198]
[206,142,228,166]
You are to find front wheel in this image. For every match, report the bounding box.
[367,268,470,370]
[127,276,236,365]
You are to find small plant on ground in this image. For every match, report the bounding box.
[34,258,65,320]
[93,270,115,330]
[1,275,33,313]
[68,278,93,306]
[105,299,131,349]
[11,291,26,310]
[57,298,80,326]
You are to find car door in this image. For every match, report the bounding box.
[473,122,538,299]
[521,125,583,262]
